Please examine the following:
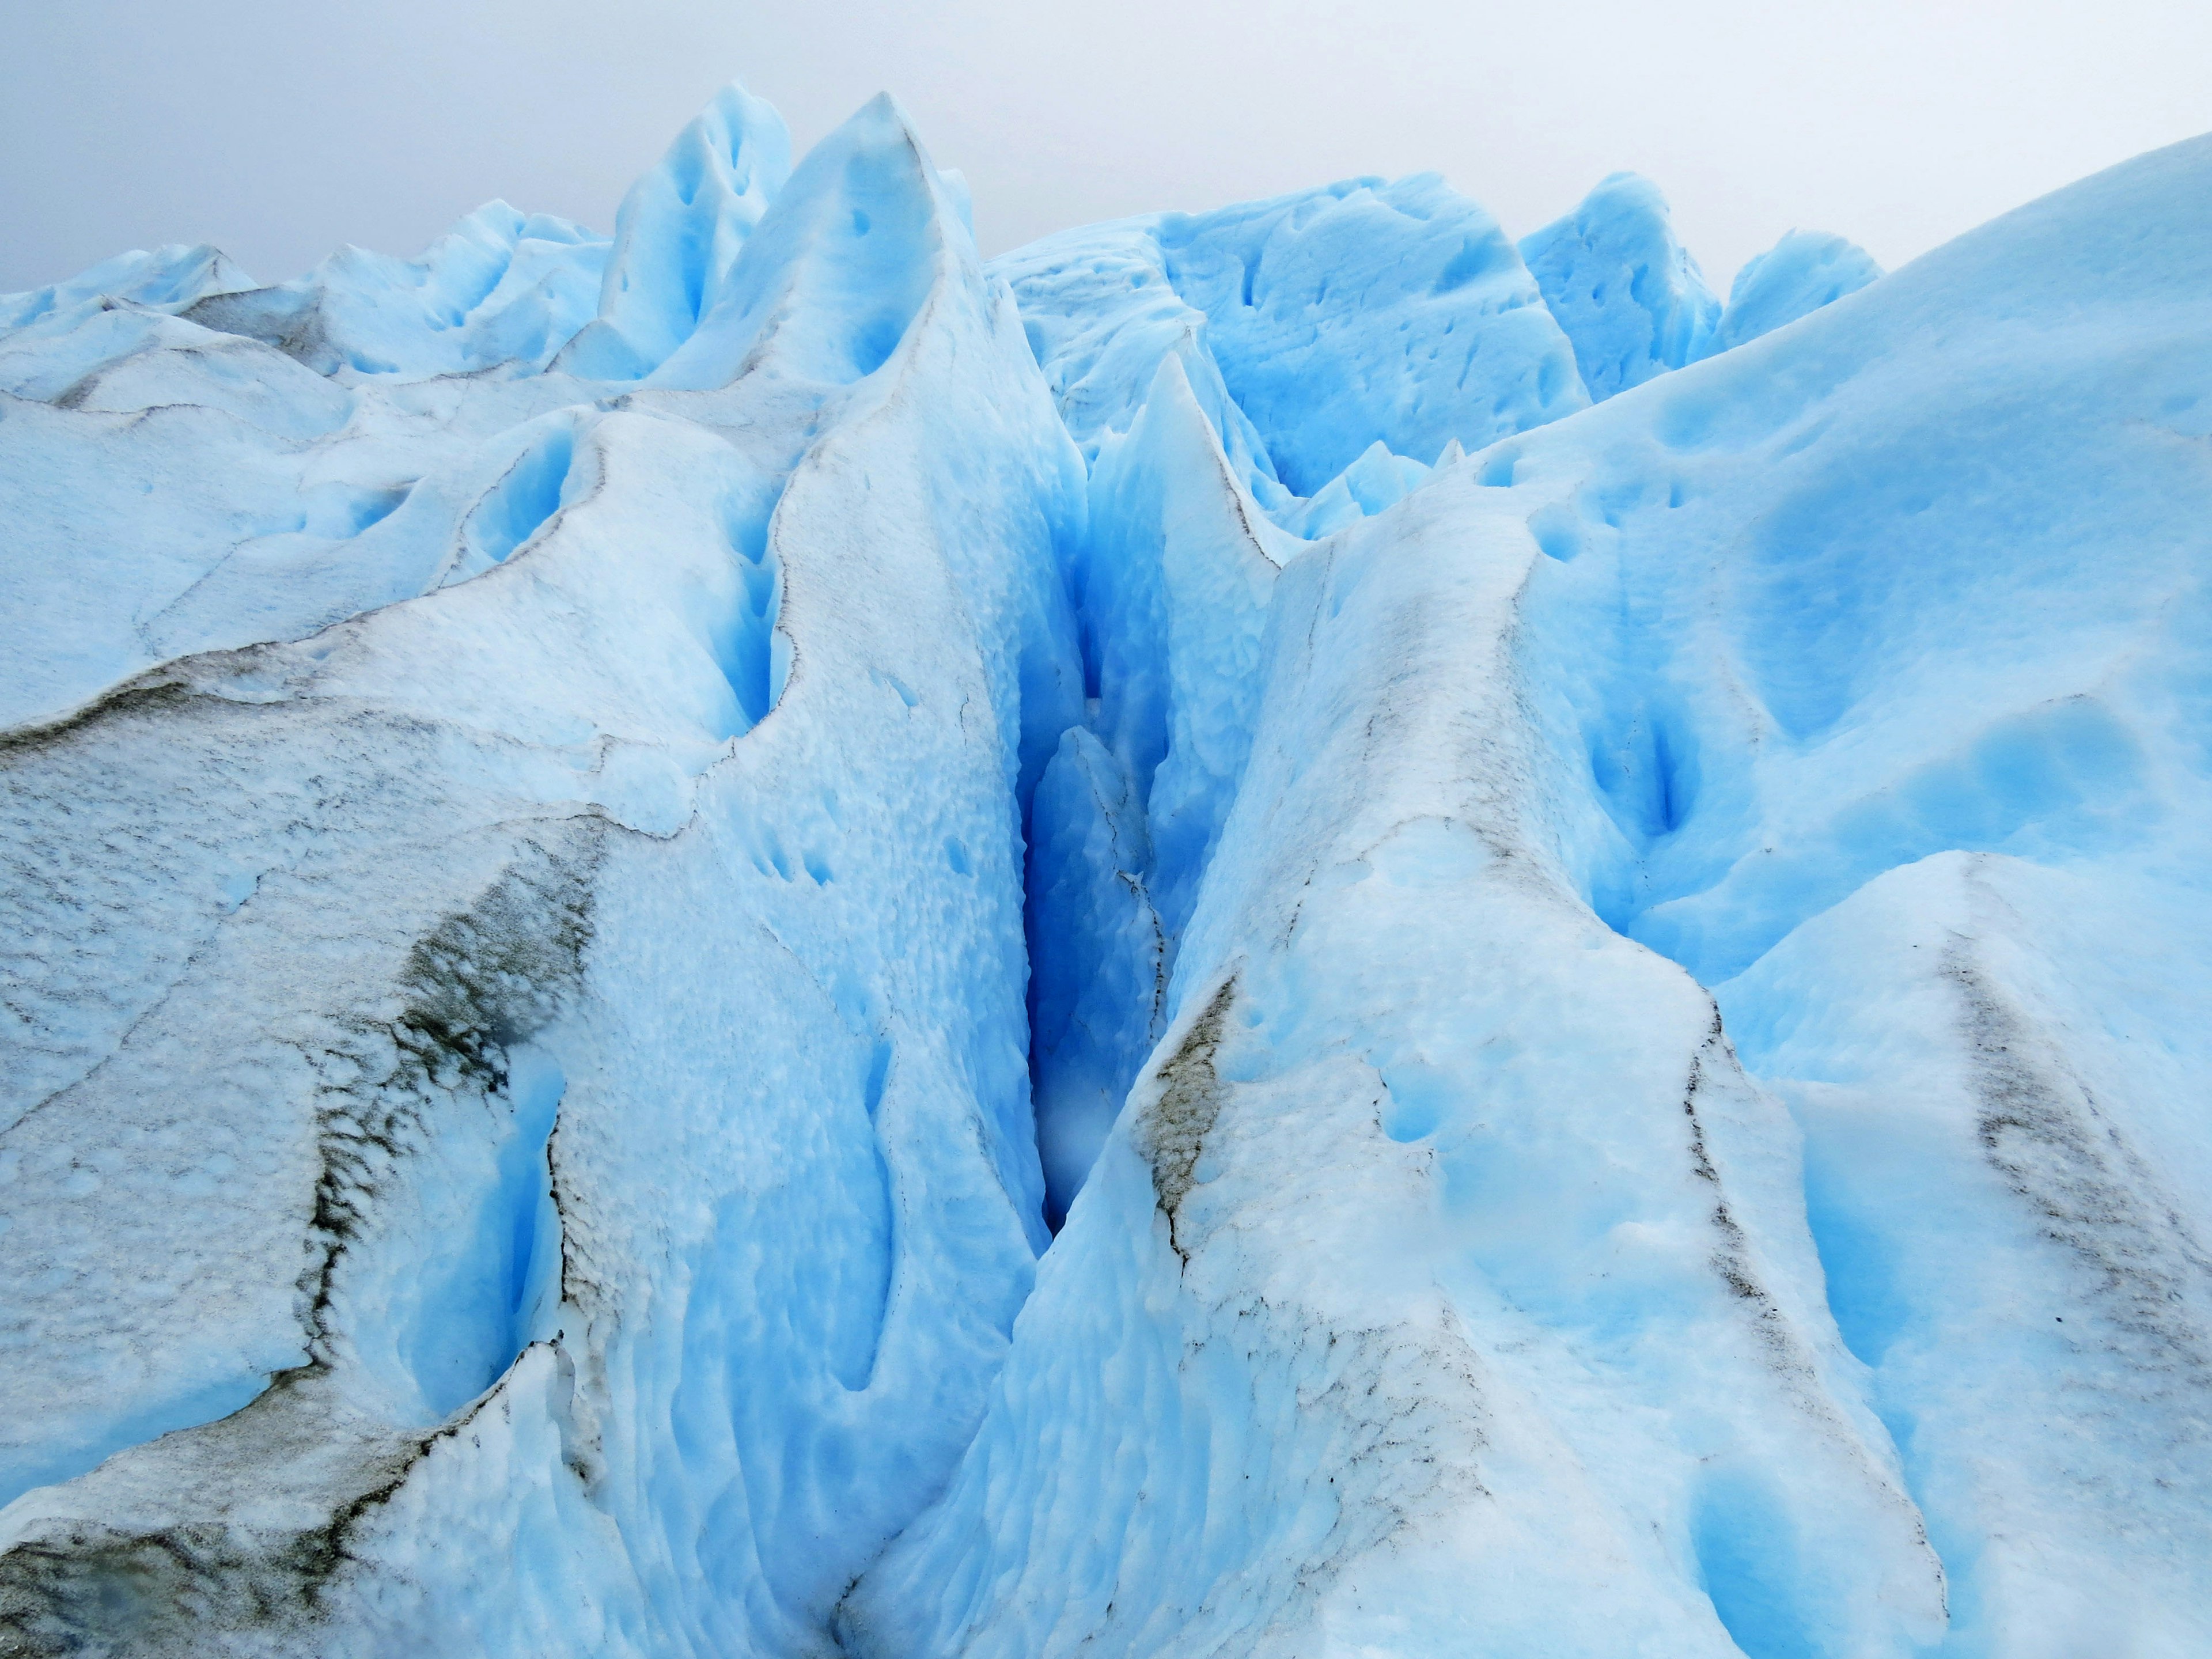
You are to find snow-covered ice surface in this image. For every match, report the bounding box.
[2,74,2207,1659]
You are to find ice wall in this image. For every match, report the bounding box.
[997,175,1586,509]
[0,85,1080,1657]
[1025,353,1290,1223]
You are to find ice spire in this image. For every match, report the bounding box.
[1519,171,1720,399]
[554,80,793,379]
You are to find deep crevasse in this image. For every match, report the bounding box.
[2,74,2209,1659]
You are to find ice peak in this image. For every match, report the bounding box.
[644,90,957,392]
[1519,169,1720,398]
[554,78,794,380]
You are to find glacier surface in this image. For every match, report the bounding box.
[1,71,2207,1659]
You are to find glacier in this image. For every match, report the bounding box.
[1,71,2207,1659]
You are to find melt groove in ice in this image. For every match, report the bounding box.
[1,71,2208,1659]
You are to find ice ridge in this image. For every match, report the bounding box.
[2,73,2209,1659]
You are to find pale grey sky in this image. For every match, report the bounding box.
[5,0,2210,296]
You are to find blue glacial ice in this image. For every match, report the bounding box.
[2,73,2209,1659]
[555,81,792,381]
[1518,171,1720,399]
[1699,226,1883,359]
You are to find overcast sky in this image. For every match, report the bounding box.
[6,0,2210,296]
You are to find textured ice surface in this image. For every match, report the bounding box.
[1519,171,1721,399]
[187,202,611,379]
[868,132,2212,1658]
[3,71,2210,1659]
[0,83,1078,1656]
[555,81,791,381]
[995,173,1586,511]
[1699,228,1883,358]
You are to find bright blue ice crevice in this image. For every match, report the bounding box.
[1010,188,1522,1211]
[440,410,590,585]
[1006,162,1797,1232]
[366,1044,568,1425]
[713,470,789,732]
[1024,353,1285,1219]
[1022,728,1161,1227]
[1697,228,1882,359]
[186,201,612,377]
[1125,366,1291,940]
[1518,172,1721,399]
[1690,1469,1821,1659]
[555,81,792,380]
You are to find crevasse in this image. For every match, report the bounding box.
[3,74,2210,1659]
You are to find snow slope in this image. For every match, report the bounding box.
[2,73,2207,1659]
